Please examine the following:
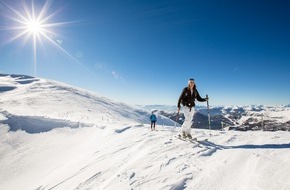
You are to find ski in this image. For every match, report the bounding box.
[176,136,189,142]
[192,138,208,142]
[176,136,208,143]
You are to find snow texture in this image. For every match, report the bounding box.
[1,74,290,190]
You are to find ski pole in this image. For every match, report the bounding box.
[206,94,212,136]
[170,112,179,140]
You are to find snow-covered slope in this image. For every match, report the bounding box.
[0,74,175,133]
[1,74,290,190]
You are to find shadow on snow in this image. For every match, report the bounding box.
[2,113,91,134]
[198,140,290,150]
[229,143,290,149]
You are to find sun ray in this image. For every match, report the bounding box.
[1,0,84,76]
[41,32,83,65]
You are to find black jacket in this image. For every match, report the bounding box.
[177,87,206,108]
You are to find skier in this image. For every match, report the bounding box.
[150,111,157,131]
[177,78,208,139]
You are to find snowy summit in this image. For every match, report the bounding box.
[1,74,290,190]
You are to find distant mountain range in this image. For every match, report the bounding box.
[141,105,290,131]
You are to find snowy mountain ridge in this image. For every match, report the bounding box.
[0,73,175,133]
[1,73,290,190]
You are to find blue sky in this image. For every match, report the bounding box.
[0,0,289,106]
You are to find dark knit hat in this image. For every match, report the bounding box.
[188,78,194,84]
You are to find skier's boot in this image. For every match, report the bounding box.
[187,133,192,139]
[182,131,187,139]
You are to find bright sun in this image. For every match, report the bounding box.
[2,0,52,43]
[1,0,78,76]
[26,20,44,35]
[1,0,56,76]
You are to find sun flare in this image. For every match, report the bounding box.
[1,0,78,76]
[26,19,44,35]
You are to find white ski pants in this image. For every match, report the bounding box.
[180,106,195,134]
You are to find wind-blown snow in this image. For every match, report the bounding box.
[0,74,175,129]
[1,74,290,190]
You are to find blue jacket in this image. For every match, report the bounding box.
[150,114,157,122]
